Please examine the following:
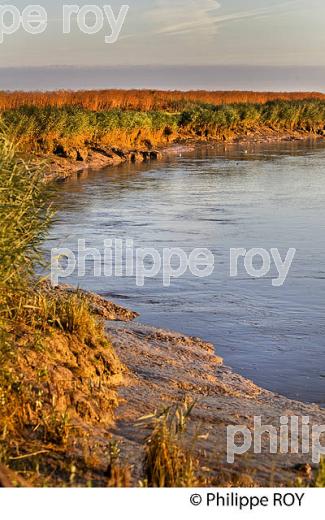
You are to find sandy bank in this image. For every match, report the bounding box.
[105,317,325,486]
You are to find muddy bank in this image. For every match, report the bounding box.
[43,129,324,182]
[42,146,163,182]
[105,317,325,486]
[0,285,141,488]
[2,283,324,487]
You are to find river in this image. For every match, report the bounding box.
[46,140,325,406]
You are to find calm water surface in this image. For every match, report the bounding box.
[47,141,325,405]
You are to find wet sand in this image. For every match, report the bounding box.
[105,316,325,486]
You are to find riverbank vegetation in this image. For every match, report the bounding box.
[2,99,325,155]
[0,137,124,486]
[1,89,325,112]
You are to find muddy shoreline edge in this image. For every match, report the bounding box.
[43,129,325,182]
[104,303,325,486]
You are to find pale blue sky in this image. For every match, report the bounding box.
[2,0,325,90]
[2,0,325,67]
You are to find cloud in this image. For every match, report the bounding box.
[148,0,221,37]
[210,1,301,28]
[143,0,300,38]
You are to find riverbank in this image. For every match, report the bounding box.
[3,97,325,182]
[2,285,324,487]
[43,128,323,182]
[105,313,325,487]
[42,146,163,182]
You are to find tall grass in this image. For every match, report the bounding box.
[2,100,325,154]
[179,100,325,136]
[0,134,125,487]
[0,133,113,346]
[1,89,325,112]
[314,459,325,487]
[0,136,51,320]
[142,400,202,487]
[2,106,178,151]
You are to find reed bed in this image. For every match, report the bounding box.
[1,89,325,112]
[1,99,325,153]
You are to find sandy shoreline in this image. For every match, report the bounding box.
[103,312,325,486]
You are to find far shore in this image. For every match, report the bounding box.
[43,129,325,182]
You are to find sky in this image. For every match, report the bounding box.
[1,0,325,90]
